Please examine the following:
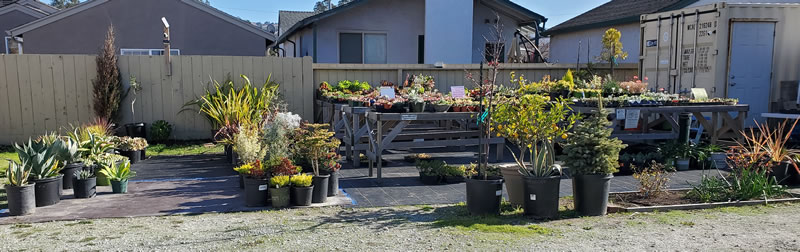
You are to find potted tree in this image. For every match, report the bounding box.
[492,94,576,218]
[290,174,314,206]
[269,175,291,208]
[322,151,342,196]
[742,119,800,185]
[295,124,340,203]
[125,75,147,138]
[99,160,136,193]
[4,160,36,216]
[234,161,269,207]
[465,163,504,215]
[73,169,97,199]
[15,138,63,207]
[562,100,626,216]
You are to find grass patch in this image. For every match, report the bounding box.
[64,220,93,226]
[651,210,692,225]
[148,142,224,156]
[12,224,32,229]
[0,147,18,177]
[434,216,553,235]
[79,237,97,243]
[680,221,695,227]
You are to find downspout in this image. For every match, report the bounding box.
[287,39,297,57]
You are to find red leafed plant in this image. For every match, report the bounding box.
[271,157,301,176]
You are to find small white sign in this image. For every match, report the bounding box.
[380,87,395,99]
[495,190,502,196]
[451,86,466,98]
[615,109,626,120]
[625,109,641,129]
[401,114,417,121]
[258,185,268,191]
[529,194,537,201]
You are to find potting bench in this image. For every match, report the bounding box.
[363,111,505,179]
[341,105,371,167]
[573,104,749,144]
[316,99,346,138]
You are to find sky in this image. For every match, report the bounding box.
[210,0,609,28]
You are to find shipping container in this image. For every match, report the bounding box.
[639,3,800,124]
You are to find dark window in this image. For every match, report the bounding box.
[484,43,505,63]
[339,33,363,63]
[418,35,424,64]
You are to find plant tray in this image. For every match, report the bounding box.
[607,190,800,213]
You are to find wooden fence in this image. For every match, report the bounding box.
[0,54,636,144]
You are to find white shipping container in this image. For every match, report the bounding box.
[639,3,800,124]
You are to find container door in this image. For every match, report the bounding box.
[728,22,775,126]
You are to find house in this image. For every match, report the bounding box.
[1,0,57,54]
[544,0,800,64]
[7,0,276,56]
[274,0,546,64]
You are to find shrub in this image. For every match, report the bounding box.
[234,160,268,179]
[92,25,123,121]
[233,125,266,165]
[270,157,301,176]
[270,175,290,188]
[113,137,148,151]
[632,161,674,198]
[294,123,340,176]
[290,174,313,187]
[149,120,172,142]
[443,164,467,177]
[562,100,626,175]
[416,160,446,177]
[687,169,786,203]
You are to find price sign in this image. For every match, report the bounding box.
[451,86,466,98]
[625,110,641,129]
[380,87,395,99]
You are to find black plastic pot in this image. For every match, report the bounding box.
[125,122,147,138]
[73,177,97,198]
[224,145,233,161]
[141,149,147,160]
[419,174,441,185]
[312,175,330,203]
[31,175,63,207]
[572,174,613,216]
[270,187,290,208]
[500,165,524,207]
[238,174,245,189]
[327,170,339,197]
[60,162,84,189]
[410,102,426,112]
[465,177,503,215]
[522,176,561,219]
[231,151,239,165]
[291,186,314,206]
[243,177,269,207]
[5,183,36,216]
[445,176,466,184]
[770,161,799,185]
[119,150,141,164]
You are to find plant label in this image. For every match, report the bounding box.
[258,185,268,191]
[691,88,708,100]
[401,114,417,121]
[495,190,502,196]
[615,109,626,120]
[451,86,466,98]
[625,110,640,129]
[529,194,536,201]
[380,87,395,99]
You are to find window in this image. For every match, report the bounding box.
[120,48,180,55]
[4,36,22,54]
[484,43,505,63]
[339,32,386,64]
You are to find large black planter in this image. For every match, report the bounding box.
[465,177,504,215]
[243,177,269,207]
[31,175,63,207]
[125,122,147,138]
[238,174,245,189]
[60,162,84,189]
[270,187,290,208]
[327,171,339,197]
[291,186,314,206]
[573,174,613,216]
[770,162,799,185]
[522,176,561,219]
[5,183,36,216]
[312,175,330,203]
[73,177,97,198]
[119,150,141,164]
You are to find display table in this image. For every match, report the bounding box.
[573,104,749,144]
[362,111,505,179]
[315,99,346,138]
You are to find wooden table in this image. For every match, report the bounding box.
[315,99,346,138]
[364,111,505,179]
[573,104,749,144]
[341,105,370,167]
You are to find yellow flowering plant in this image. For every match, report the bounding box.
[491,94,578,177]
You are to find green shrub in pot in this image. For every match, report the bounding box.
[290,174,314,206]
[269,175,291,208]
[562,100,626,216]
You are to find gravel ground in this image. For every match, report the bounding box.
[2,202,800,251]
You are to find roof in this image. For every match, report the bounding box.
[275,0,546,44]
[278,10,314,35]
[0,0,57,18]
[8,0,276,42]
[544,0,698,35]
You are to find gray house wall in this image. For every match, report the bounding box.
[548,22,640,64]
[20,0,269,56]
[1,10,39,53]
[471,1,520,63]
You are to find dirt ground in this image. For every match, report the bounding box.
[2,202,799,251]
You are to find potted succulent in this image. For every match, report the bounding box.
[443,164,467,184]
[295,124,340,203]
[91,153,127,186]
[562,100,626,216]
[432,98,452,112]
[4,160,36,216]
[55,138,83,190]
[322,151,342,197]
[72,169,97,198]
[290,173,314,206]
[234,161,270,207]
[269,175,291,208]
[416,160,444,185]
[99,160,136,193]
[15,138,63,207]
[492,94,577,218]
[125,75,147,138]
[114,137,147,164]
[407,90,426,112]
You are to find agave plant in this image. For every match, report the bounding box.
[53,138,81,165]
[99,160,136,181]
[5,160,32,186]
[14,138,61,180]
[75,169,95,180]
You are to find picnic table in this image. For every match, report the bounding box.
[356,111,505,179]
[573,104,749,144]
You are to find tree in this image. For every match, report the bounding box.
[596,28,628,64]
[92,25,123,122]
[50,0,80,9]
[313,0,333,13]
[337,0,353,5]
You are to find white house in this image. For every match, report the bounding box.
[274,0,546,64]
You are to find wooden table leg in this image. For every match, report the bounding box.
[376,120,383,179]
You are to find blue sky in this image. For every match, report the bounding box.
[210,0,608,28]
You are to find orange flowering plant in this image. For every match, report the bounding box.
[491,94,578,177]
